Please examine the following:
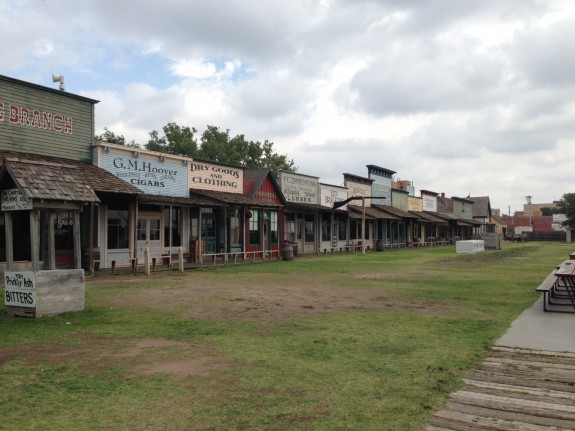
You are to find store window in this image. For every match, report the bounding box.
[350,220,358,240]
[321,213,331,241]
[285,213,295,242]
[269,211,278,244]
[163,207,182,247]
[108,205,129,249]
[304,214,314,242]
[249,210,260,245]
[11,212,32,261]
[337,215,347,241]
[55,212,74,250]
[0,214,5,262]
[230,209,241,248]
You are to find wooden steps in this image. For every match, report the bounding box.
[425,347,575,430]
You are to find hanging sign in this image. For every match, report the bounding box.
[1,189,32,211]
[4,271,36,308]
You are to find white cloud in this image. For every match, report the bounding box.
[1,0,575,214]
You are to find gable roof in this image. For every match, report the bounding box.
[244,168,287,204]
[0,151,142,204]
[470,196,491,218]
[1,158,99,203]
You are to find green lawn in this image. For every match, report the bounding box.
[0,242,570,430]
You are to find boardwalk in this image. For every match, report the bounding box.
[425,346,575,430]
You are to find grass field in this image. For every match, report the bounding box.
[0,242,570,430]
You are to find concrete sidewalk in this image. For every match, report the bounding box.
[496,296,575,353]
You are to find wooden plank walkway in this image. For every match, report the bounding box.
[425,346,575,430]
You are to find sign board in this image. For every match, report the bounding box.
[0,78,95,162]
[344,178,371,200]
[189,161,243,194]
[422,194,437,212]
[99,147,190,197]
[4,271,36,308]
[320,183,348,208]
[408,196,423,212]
[280,172,319,204]
[1,189,32,211]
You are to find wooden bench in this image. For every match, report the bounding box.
[536,270,559,312]
[169,251,193,269]
[536,263,575,313]
[108,258,138,274]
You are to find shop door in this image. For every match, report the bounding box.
[137,213,162,260]
[296,219,305,253]
[201,214,217,253]
[263,219,269,250]
[55,212,75,268]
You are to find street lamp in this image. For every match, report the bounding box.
[333,196,386,254]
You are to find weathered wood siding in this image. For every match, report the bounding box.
[35,269,85,316]
[426,347,575,430]
[0,78,95,162]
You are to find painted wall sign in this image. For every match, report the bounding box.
[280,172,319,204]
[409,196,423,212]
[320,184,348,208]
[422,194,437,212]
[0,78,95,161]
[189,161,243,193]
[368,173,391,205]
[344,179,371,200]
[99,147,189,197]
[1,189,32,211]
[0,102,73,134]
[4,271,36,308]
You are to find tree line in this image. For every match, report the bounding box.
[96,123,297,178]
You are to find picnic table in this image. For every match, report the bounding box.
[536,259,575,313]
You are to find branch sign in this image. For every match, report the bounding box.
[1,189,32,211]
[4,271,36,308]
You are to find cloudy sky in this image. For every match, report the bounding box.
[2,0,574,214]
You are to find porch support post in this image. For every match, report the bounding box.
[30,209,40,271]
[73,211,81,270]
[5,212,14,271]
[47,210,56,270]
[224,206,228,263]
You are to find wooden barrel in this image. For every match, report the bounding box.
[282,243,294,261]
[376,240,386,252]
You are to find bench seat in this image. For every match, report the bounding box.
[536,269,575,312]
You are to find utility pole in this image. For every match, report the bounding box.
[526,195,533,230]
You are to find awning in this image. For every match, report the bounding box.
[347,205,377,219]
[190,189,283,208]
[412,211,448,224]
[1,157,101,204]
[372,204,419,219]
[348,204,398,220]
[457,220,474,227]
[139,193,223,207]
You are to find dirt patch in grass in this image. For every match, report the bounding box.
[90,272,442,323]
[0,271,454,381]
[0,334,236,380]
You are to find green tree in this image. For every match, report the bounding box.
[95,127,139,147]
[556,193,575,227]
[144,122,198,157]
[197,125,296,178]
[100,123,297,178]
